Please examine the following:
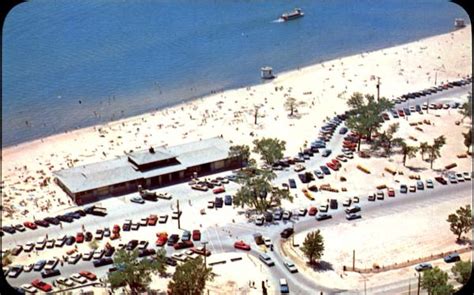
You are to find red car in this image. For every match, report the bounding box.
[326,162,338,171]
[76,232,84,243]
[331,159,341,167]
[191,246,211,256]
[112,224,121,234]
[382,113,390,120]
[192,230,201,241]
[110,232,120,240]
[23,221,37,230]
[156,232,168,246]
[212,186,225,194]
[398,109,405,117]
[308,207,318,216]
[79,270,97,281]
[234,241,251,251]
[31,279,52,292]
[387,188,395,197]
[173,240,194,250]
[148,215,158,226]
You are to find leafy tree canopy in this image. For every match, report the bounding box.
[447,205,472,241]
[168,256,215,295]
[301,230,325,265]
[252,137,286,166]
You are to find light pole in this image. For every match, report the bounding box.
[417,272,421,295]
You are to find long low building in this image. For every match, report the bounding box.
[53,137,240,204]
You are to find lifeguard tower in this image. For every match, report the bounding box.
[261,66,275,79]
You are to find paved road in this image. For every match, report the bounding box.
[3,85,471,294]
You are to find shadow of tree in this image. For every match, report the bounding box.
[307,260,334,272]
[405,165,428,172]
[455,237,473,246]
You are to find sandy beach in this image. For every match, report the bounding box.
[2,26,471,224]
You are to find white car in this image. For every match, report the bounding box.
[21,284,37,293]
[314,170,324,179]
[70,273,87,284]
[185,250,199,260]
[35,238,46,250]
[44,258,59,271]
[139,218,148,226]
[56,277,75,287]
[426,179,434,188]
[255,215,265,226]
[293,164,305,172]
[284,261,298,273]
[456,173,465,182]
[23,264,34,272]
[172,252,188,262]
[336,154,347,162]
[319,204,328,212]
[342,198,352,207]
[463,172,471,181]
[343,152,354,159]
[282,210,292,220]
[263,237,272,248]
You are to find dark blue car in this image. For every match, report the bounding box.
[224,195,232,205]
[288,179,297,188]
[320,166,331,175]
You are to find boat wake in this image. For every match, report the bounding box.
[272,18,284,23]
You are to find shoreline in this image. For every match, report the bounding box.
[2,25,471,151]
[1,25,471,221]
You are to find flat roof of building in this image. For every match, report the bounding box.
[53,137,231,194]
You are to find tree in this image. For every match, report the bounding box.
[252,137,286,166]
[446,205,472,242]
[300,230,325,265]
[419,142,429,161]
[398,141,419,166]
[462,128,472,153]
[108,248,167,293]
[233,164,293,213]
[427,136,446,169]
[451,260,472,285]
[421,267,454,295]
[168,256,215,295]
[284,97,305,116]
[228,145,252,168]
[459,92,472,122]
[345,92,394,149]
[371,123,400,156]
[1,250,12,266]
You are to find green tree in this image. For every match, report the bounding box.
[462,128,472,153]
[459,92,472,122]
[168,256,215,295]
[421,267,454,295]
[233,164,293,213]
[345,92,394,150]
[300,230,325,265]
[419,142,430,161]
[447,205,472,242]
[371,123,400,156]
[427,136,446,169]
[451,260,472,285]
[1,250,12,266]
[284,97,306,116]
[108,248,167,293]
[252,137,286,166]
[228,145,252,168]
[398,141,419,166]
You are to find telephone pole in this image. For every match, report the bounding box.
[202,241,208,268]
[417,272,421,295]
[177,199,181,229]
[376,77,381,101]
[352,249,355,270]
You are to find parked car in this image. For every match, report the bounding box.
[387,188,395,197]
[415,263,433,272]
[31,279,52,292]
[93,258,113,267]
[416,180,424,190]
[192,230,201,241]
[23,221,37,230]
[70,273,88,284]
[434,176,447,185]
[41,269,60,278]
[167,234,179,246]
[443,253,461,263]
[56,277,75,287]
[314,169,324,179]
[308,207,318,216]
[320,166,331,175]
[130,196,145,204]
[181,231,191,242]
[8,265,23,278]
[255,215,265,226]
[288,179,297,188]
[376,191,384,200]
[224,195,233,205]
[346,213,362,220]
[44,259,59,271]
[280,228,294,239]
[126,239,139,250]
[409,185,416,192]
[282,210,292,220]
[21,284,37,293]
[400,184,408,193]
[298,208,307,216]
[316,214,332,221]
[322,149,332,157]
[345,206,361,214]
[234,240,251,251]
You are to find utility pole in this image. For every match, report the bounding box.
[177,199,181,229]
[408,277,411,295]
[376,76,381,101]
[292,223,295,247]
[352,250,355,270]
[202,241,208,268]
[417,272,421,295]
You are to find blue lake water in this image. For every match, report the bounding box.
[2,0,469,147]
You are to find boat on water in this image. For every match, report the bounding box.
[281,8,304,21]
